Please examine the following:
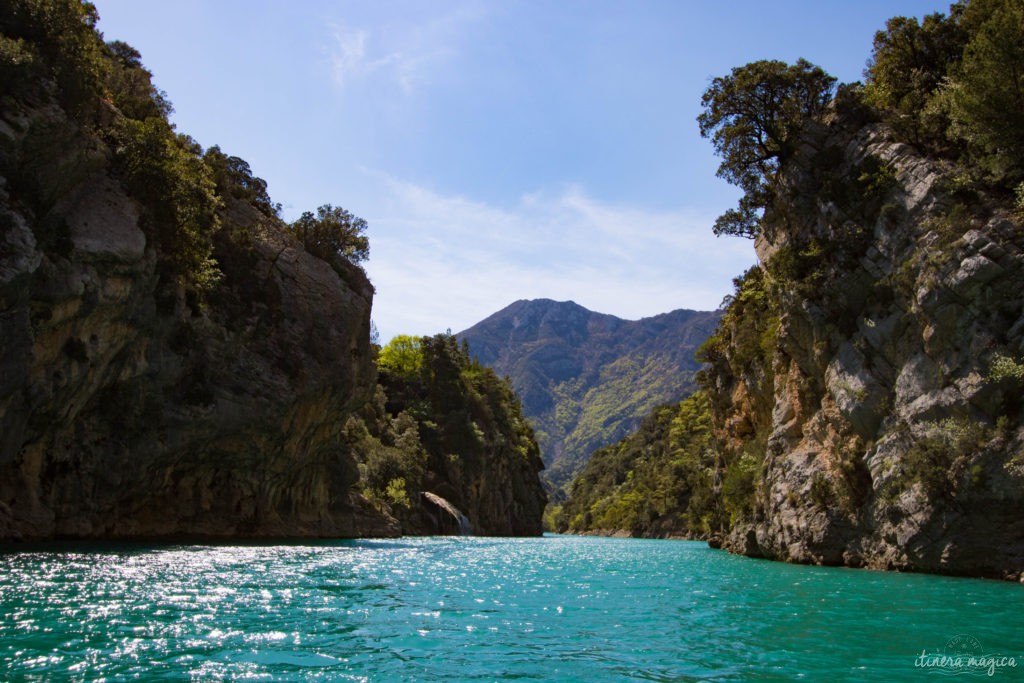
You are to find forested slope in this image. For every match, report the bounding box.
[458,299,719,489]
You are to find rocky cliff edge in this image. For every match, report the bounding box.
[705,111,1024,579]
[0,102,398,540]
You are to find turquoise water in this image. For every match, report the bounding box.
[1,536,1022,682]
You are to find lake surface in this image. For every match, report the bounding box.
[1,535,1022,681]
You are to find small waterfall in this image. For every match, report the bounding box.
[422,492,473,536]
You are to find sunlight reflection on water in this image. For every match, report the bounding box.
[1,536,1023,681]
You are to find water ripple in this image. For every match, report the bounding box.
[2,537,1023,681]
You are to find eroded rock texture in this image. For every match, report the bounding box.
[0,103,397,540]
[705,112,1024,579]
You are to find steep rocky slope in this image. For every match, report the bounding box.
[558,1,1024,578]
[0,97,396,539]
[458,299,720,488]
[350,334,547,537]
[702,107,1024,579]
[0,2,547,540]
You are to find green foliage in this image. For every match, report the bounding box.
[0,0,107,120]
[289,204,369,266]
[541,503,564,532]
[0,34,37,92]
[698,266,778,381]
[988,354,1024,384]
[362,333,544,529]
[346,391,429,512]
[202,145,280,218]
[765,240,826,294]
[919,202,974,256]
[545,355,697,486]
[809,472,834,509]
[108,117,222,289]
[864,0,1024,186]
[863,9,967,145]
[855,155,900,206]
[815,151,902,235]
[697,59,836,239]
[944,0,1024,183]
[560,392,722,537]
[384,477,412,509]
[103,39,172,121]
[721,449,760,526]
[377,335,424,379]
[692,267,783,531]
[890,418,991,499]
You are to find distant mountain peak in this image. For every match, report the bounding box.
[457,300,721,490]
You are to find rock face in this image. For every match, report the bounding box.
[0,104,397,540]
[704,110,1024,579]
[421,492,473,535]
[368,333,548,537]
[458,299,720,488]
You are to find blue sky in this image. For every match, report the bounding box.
[94,0,945,341]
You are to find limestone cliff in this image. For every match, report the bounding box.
[0,1,555,542]
[702,106,1024,579]
[0,97,397,541]
[355,333,547,537]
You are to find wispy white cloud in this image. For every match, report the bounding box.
[363,173,755,341]
[329,27,370,88]
[328,5,485,94]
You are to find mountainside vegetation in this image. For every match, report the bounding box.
[347,333,546,536]
[457,299,721,490]
[552,392,718,538]
[0,0,544,539]
[563,0,1024,579]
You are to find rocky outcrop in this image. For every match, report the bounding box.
[398,431,547,537]
[707,111,1024,579]
[421,492,472,535]
[0,102,398,540]
[369,333,548,537]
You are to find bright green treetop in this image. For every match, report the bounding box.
[377,335,423,378]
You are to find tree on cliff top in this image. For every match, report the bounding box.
[863,9,967,146]
[865,0,1024,185]
[698,59,836,239]
[289,204,370,265]
[944,0,1024,183]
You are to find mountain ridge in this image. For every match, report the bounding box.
[458,299,721,488]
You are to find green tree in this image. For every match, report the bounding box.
[0,0,107,120]
[103,39,173,121]
[944,0,1024,182]
[108,117,221,289]
[364,331,545,533]
[203,145,280,217]
[697,59,836,239]
[863,10,967,145]
[377,335,423,378]
[289,204,369,265]
[559,392,719,537]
